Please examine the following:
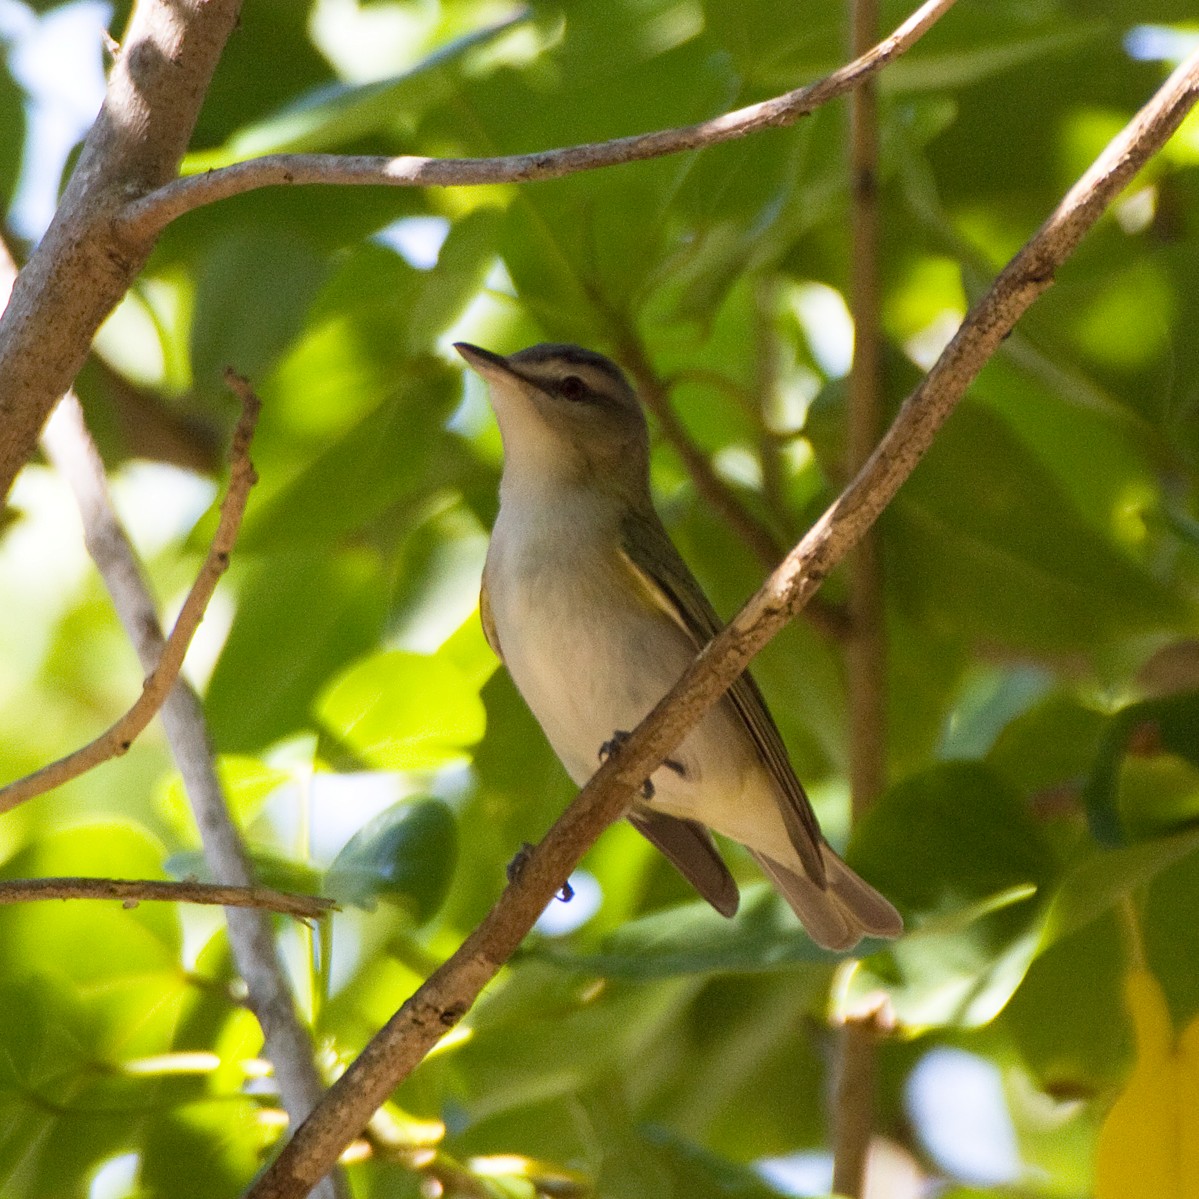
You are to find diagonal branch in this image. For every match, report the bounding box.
[0,877,335,918]
[119,0,958,240]
[246,43,1199,1199]
[0,380,259,814]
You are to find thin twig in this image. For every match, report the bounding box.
[245,45,1199,1199]
[119,0,958,240]
[0,877,335,918]
[834,1,887,1190]
[0,381,259,814]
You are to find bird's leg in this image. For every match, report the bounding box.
[599,729,686,800]
[506,841,573,902]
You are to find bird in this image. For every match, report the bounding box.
[454,340,902,951]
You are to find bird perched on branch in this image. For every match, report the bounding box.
[455,341,901,951]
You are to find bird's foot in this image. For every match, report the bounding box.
[506,841,573,902]
[598,730,686,800]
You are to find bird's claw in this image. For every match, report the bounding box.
[506,841,573,902]
[598,729,686,800]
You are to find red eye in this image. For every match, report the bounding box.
[558,375,587,401]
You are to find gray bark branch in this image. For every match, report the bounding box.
[119,0,957,239]
[0,877,335,918]
[0,0,244,501]
[36,383,347,1199]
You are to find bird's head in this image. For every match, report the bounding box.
[455,341,651,502]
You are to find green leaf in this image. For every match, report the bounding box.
[404,207,503,353]
[239,360,461,551]
[538,884,834,978]
[1044,828,1199,947]
[184,12,528,164]
[987,691,1107,799]
[156,754,290,847]
[846,763,1054,1028]
[205,548,389,752]
[190,225,330,395]
[316,649,486,771]
[886,404,1185,651]
[165,848,324,897]
[637,1125,790,1199]
[0,822,181,980]
[851,762,1056,916]
[1002,911,1127,1092]
[325,797,457,921]
[1083,690,1199,844]
[0,59,24,214]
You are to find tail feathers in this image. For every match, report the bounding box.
[753,844,902,952]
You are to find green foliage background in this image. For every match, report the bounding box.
[2,0,1199,1195]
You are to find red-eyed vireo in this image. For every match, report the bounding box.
[455,341,902,951]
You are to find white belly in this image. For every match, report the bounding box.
[484,500,794,856]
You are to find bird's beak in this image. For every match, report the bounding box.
[453,342,519,383]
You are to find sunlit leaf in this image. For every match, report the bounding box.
[316,649,486,771]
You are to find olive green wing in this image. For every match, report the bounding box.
[619,510,826,885]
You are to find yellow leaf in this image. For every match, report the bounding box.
[1095,969,1199,1199]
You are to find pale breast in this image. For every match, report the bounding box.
[484,489,793,858]
[486,508,693,782]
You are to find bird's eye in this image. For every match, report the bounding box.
[558,375,588,402]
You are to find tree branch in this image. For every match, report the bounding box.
[0,380,259,814]
[36,378,348,1199]
[835,0,887,1190]
[0,877,335,918]
[119,0,958,241]
[0,0,245,501]
[245,44,1199,1199]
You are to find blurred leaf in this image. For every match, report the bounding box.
[987,692,1107,801]
[637,1125,790,1198]
[0,59,23,214]
[1003,910,1128,1093]
[1043,828,1199,948]
[405,207,503,353]
[1144,847,1199,1027]
[157,754,290,847]
[852,762,1055,916]
[240,358,460,550]
[166,848,324,896]
[185,11,529,164]
[886,405,1185,651]
[316,649,486,771]
[537,884,833,978]
[325,796,457,921]
[0,822,181,979]
[1094,969,1199,1199]
[190,225,330,395]
[205,548,389,752]
[1083,689,1199,845]
[847,763,1054,1028]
